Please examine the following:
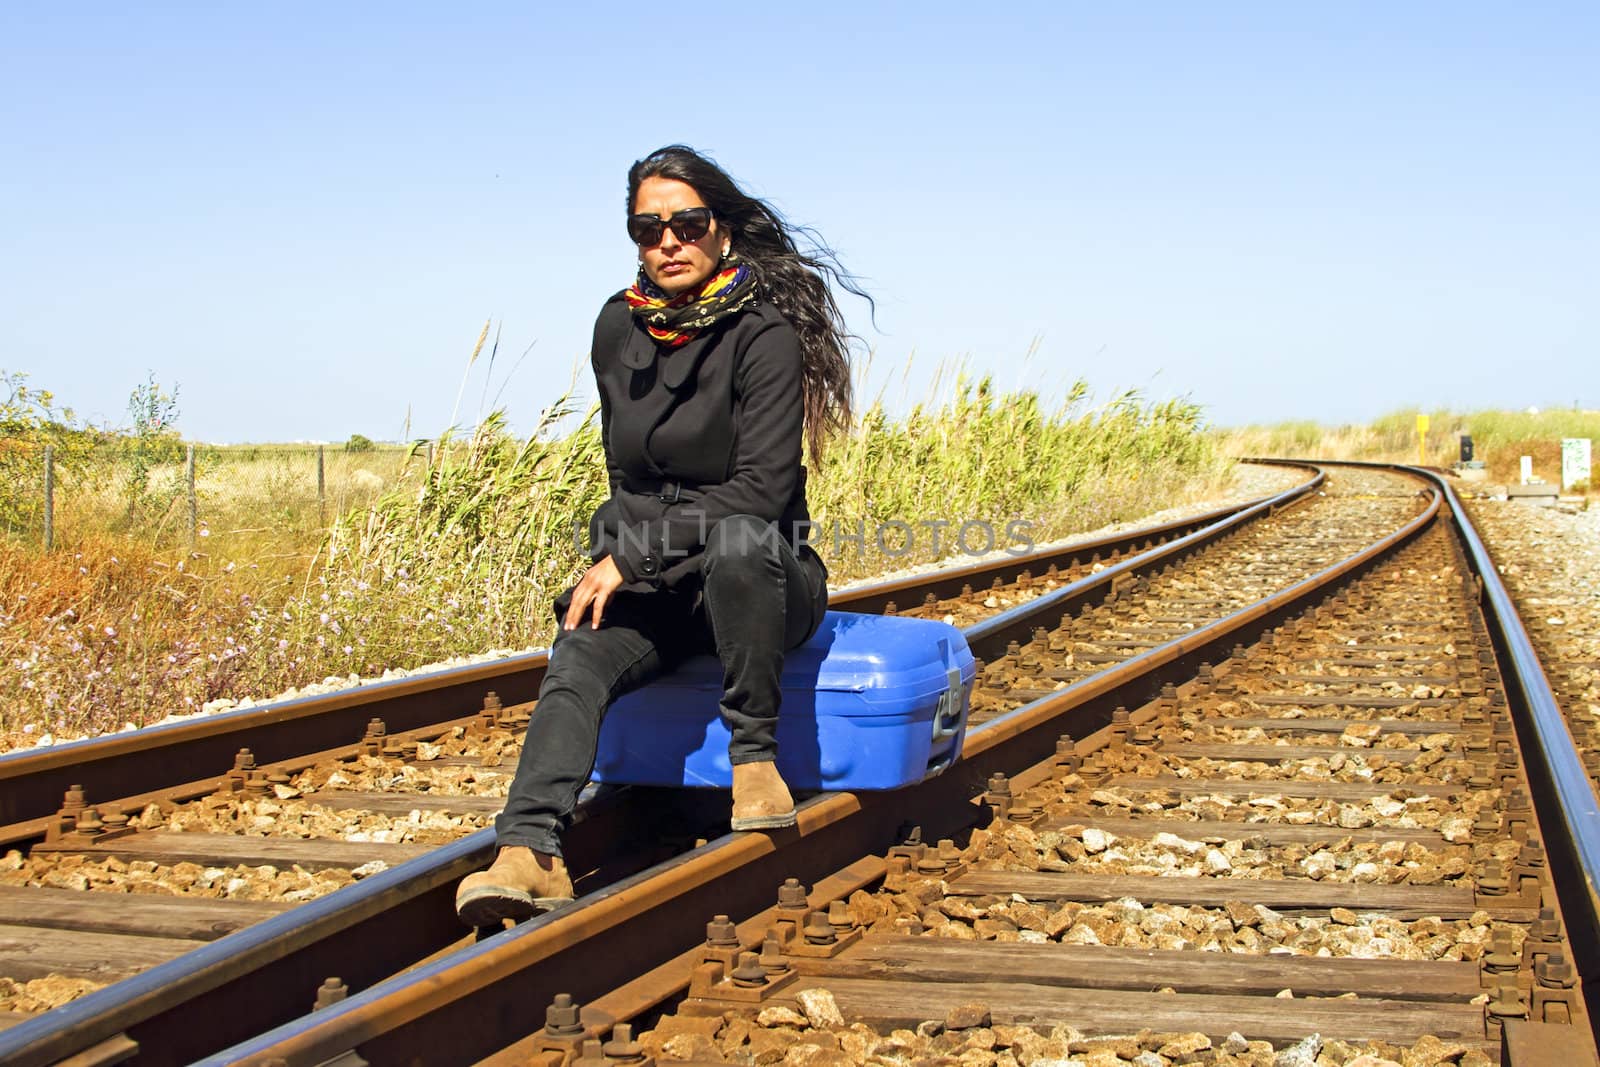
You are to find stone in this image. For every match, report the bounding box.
[795,987,846,1029]
[1157,1033,1212,1058]
[975,917,1019,939]
[758,1006,810,1028]
[1151,832,1203,855]
[1221,1033,1251,1055]
[1083,828,1115,853]
[1400,1035,1472,1067]
[784,1045,853,1067]
[1272,1034,1320,1067]
[946,1003,993,1030]
[745,1025,799,1064]
[662,1032,726,1062]
[1042,906,1077,939]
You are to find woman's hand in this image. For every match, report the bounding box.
[564,556,626,631]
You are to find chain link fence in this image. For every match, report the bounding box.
[2,441,426,555]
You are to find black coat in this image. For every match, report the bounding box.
[585,292,819,590]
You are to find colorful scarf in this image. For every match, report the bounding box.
[624,256,758,348]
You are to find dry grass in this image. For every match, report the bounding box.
[1215,408,1599,490]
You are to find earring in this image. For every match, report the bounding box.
[721,245,731,259]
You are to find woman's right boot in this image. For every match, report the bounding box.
[455,846,574,926]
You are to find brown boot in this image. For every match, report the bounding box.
[730,760,797,830]
[454,846,574,927]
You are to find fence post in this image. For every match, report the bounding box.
[186,443,197,545]
[426,441,435,469]
[317,445,326,525]
[43,445,54,552]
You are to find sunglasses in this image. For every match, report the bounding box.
[626,207,715,247]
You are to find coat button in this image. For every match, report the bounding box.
[640,556,659,575]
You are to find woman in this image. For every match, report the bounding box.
[455,145,865,925]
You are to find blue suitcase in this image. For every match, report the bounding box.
[590,611,975,791]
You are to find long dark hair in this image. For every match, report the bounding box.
[627,144,869,464]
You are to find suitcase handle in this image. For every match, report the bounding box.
[930,667,966,743]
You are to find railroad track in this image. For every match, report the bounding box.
[174,463,1598,1067]
[0,473,1313,1065]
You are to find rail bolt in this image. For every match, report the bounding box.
[777,877,808,911]
[803,910,837,946]
[1536,952,1575,988]
[924,593,938,607]
[1486,983,1527,1020]
[603,1024,646,1062]
[730,951,768,987]
[62,784,86,816]
[759,937,789,976]
[1006,802,1039,824]
[986,773,1012,798]
[1482,929,1520,973]
[705,914,739,948]
[314,977,348,1010]
[544,993,584,1036]
[884,601,898,616]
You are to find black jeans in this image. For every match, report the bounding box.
[495,514,829,856]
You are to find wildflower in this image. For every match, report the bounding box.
[199,527,210,538]
[319,613,331,626]
[104,626,117,638]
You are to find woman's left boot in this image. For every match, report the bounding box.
[455,846,574,927]
[730,760,796,830]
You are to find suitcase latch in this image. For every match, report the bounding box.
[931,667,965,742]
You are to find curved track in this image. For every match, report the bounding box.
[196,464,1600,1067]
[0,474,1317,1065]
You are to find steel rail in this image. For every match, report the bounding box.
[202,468,1441,1066]
[1415,467,1600,1023]
[0,491,1308,839]
[0,477,1322,1066]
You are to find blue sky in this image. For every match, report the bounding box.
[3,3,1595,442]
